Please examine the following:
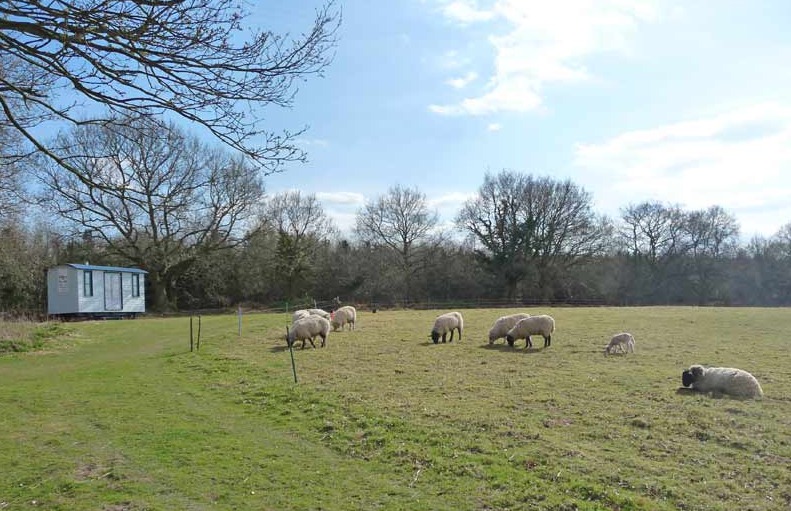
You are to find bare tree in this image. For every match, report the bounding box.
[457,171,610,301]
[455,171,529,300]
[0,0,339,180]
[355,185,440,302]
[39,116,263,311]
[0,56,34,216]
[261,191,336,300]
[683,206,740,304]
[618,201,691,303]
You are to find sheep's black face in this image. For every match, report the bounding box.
[682,370,694,387]
[431,330,440,344]
[506,335,515,347]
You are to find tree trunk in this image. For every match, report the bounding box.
[147,271,174,312]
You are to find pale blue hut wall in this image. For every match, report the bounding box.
[47,264,147,315]
[47,266,80,314]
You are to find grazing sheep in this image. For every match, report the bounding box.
[488,313,531,345]
[604,332,636,356]
[292,309,311,322]
[430,312,464,344]
[287,316,331,349]
[331,305,356,331]
[681,365,763,399]
[506,315,555,348]
[307,308,331,320]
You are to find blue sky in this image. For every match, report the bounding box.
[250,0,791,239]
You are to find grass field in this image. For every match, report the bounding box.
[1,307,790,510]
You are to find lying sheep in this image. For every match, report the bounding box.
[287,316,331,349]
[488,313,530,345]
[604,332,636,356]
[430,312,463,344]
[331,305,356,331]
[681,364,763,399]
[506,315,555,348]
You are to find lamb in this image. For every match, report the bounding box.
[331,305,356,331]
[681,365,763,399]
[488,313,531,345]
[287,316,331,349]
[604,332,636,356]
[505,315,555,348]
[430,312,463,344]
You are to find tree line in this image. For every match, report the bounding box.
[3,154,791,312]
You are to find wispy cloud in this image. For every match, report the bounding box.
[295,138,330,147]
[428,192,476,210]
[436,49,471,70]
[574,102,791,237]
[487,122,501,132]
[446,71,479,89]
[315,191,366,206]
[429,0,662,116]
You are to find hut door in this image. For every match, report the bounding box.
[104,272,123,311]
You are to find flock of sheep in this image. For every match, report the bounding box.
[285,307,763,400]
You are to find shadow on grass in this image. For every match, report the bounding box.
[268,343,323,353]
[674,387,762,401]
[478,343,548,354]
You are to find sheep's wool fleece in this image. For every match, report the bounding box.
[688,365,763,399]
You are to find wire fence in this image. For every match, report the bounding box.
[6,295,768,323]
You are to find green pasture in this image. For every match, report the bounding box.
[1,307,789,510]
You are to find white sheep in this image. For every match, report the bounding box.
[488,313,530,345]
[430,312,463,344]
[307,308,331,320]
[604,332,636,356]
[292,309,311,322]
[287,316,331,349]
[331,305,356,331]
[681,365,763,399]
[505,315,555,348]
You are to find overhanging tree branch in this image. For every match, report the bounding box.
[0,0,340,179]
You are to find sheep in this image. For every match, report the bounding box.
[331,305,356,331]
[287,316,331,349]
[505,315,555,348]
[604,332,636,356]
[307,308,331,320]
[488,313,531,345]
[430,312,463,344]
[292,309,311,322]
[681,365,763,399]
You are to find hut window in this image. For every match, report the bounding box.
[83,271,94,297]
[132,274,140,297]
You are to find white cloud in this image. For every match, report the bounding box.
[430,0,662,116]
[487,122,501,131]
[441,0,494,23]
[324,210,358,234]
[315,191,366,206]
[573,102,791,237]
[446,71,479,89]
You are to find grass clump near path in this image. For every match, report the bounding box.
[1,307,790,510]
[0,321,67,353]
